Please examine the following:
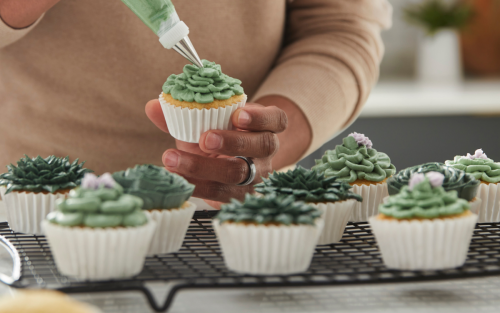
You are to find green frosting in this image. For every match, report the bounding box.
[445,157,500,184]
[120,0,177,36]
[216,193,322,226]
[380,177,470,219]
[254,166,362,203]
[162,60,245,104]
[387,162,480,201]
[0,155,92,194]
[312,136,396,183]
[47,183,148,228]
[112,164,194,210]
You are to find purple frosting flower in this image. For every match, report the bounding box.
[81,173,116,190]
[408,173,425,191]
[426,171,445,188]
[465,149,488,160]
[348,132,373,149]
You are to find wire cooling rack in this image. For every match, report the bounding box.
[1,210,500,312]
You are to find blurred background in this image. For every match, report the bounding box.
[300,0,500,171]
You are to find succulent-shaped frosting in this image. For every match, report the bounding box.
[216,193,321,226]
[112,164,194,210]
[387,162,480,201]
[47,173,147,228]
[445,149,500,184]
[0,155,92,194]
[312,134,396,183]
[254,166,362,203]
[162,59,244,104]
[380,172,470,219]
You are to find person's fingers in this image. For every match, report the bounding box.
[232,105,288,133]
[199,130,279,158]
[145,99,169,133]
[163,149,251,184]
[183,177,251,203]
[175,140,213,157]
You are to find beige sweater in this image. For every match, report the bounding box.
[0,0,391,174]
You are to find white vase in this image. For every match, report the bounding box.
[417,29,462,84]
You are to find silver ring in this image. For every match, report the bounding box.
[235,156,256,186]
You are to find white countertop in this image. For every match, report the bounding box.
[361,80,500,117]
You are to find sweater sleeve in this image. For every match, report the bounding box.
[0,14,43,49]
[252,0,392,157]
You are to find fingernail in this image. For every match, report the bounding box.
[205,132,223,150]
[164,152,179,168]
[237,110,251,127]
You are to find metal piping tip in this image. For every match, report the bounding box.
[173,36,204,68]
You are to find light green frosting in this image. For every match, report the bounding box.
[445,156,500,184]
[162,60,244,104]
[47,184,148,228]
[312,136,396,183]
[380,178,470,219]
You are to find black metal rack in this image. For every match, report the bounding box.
[1,210,500,312]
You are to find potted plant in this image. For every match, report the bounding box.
[404,0,474,84]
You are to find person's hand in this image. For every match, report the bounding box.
[145,100,288,208]
[0,0,60,29]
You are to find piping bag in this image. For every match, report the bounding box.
[120,0,203,68]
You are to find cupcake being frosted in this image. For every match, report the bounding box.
[42,173,156,280]
[312,133,396,221]
[255,166,361,244]
[0,155,92,235]
[445,149,500,222]
[159,59,247,143]
[370,172,477,270]
[113,164,196,255]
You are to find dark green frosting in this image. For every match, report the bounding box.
[380,178,470,219]
[387,162,480,201]
[112,164,194,210]
[162,59,244,104]
[312,136,396,183]
[47,181,147,228]
[254,166,362,203]
[216,193,321,226]
[0,155,92,194]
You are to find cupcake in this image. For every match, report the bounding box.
[387,162,481,213]
[370,172,477,270]
[213,193,323,275]
[0,155,92,235]
[159,59,247,143]
[312,132,396,222]
[445,149,500,222]
[42,173,156,281]
[112,164,196,255]
[254,166,362,244]
[0,290,100,313]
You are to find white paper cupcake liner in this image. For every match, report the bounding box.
[476,183,500,223]
[369,213,477,270]
[349,183,388,222]
[213,218,324,275]
[42,219,156,281]
[311,200,356,245]
[0,186,68,235]
[145,202,196,255]
[159,93,247,143]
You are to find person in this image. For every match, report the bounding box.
[0,0,392,208]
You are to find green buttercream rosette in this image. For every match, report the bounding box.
[0,155,92,194]
[254,166,362,203]
[47,173,147,228]
[112,164,194,210]
[380,177,470,219]
[312,134,396,183]
[445,150,500,184]
[216,193,322,226]
[162,59,245,104]
[387,162,479,201]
